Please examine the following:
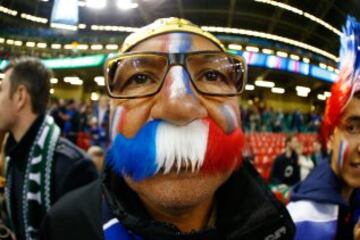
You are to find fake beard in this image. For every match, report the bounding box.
[106,118,245,181]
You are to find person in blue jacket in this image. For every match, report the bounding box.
[287,16,360,240]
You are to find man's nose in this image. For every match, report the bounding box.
[150,66,207,125]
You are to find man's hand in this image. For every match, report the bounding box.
[354,218,360,240]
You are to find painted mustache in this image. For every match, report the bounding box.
[106,118,244,181]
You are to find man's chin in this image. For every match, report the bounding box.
[123,170,232,209]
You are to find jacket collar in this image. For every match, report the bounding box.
[5,114,45,165]
[103,161,290,239]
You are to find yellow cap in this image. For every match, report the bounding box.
[120,17,225,52]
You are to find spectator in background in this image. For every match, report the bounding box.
[260,107,273,132]
[249,106,260,132]
[41,17,294,240]
[87,146,105,173]
[0,57,98,239]
[89,116,107,148]
[50,98,68,133]
[92,95,110,148]
[310,138,326,166]
[296,142,315,181]
[269,134,300,186]
[272,110,284,132]
[287,16,360,240]
[307,111,321,132]
[63,99,80,144]
[291,110,304,132]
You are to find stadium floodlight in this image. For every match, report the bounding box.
[254,80,275,88]
[105,44,119,50]
[51,44,62,49]
[297,91,308,97]
[276,51,288,58]
[290,54,300,61]
[26,42,36,47]
[228,44,242,51]
[245,46,259,52]
[317,94,326,101]
[319,63,327,69]
[302,57,310,63]
[6,39,14,45]
[117,0,138,10]
[50,78,59,84]
[37,42,47,48]
[245,84,255,91]
[91,92,100,101]
[262,49,274,54]
[14,41,23,46]
[86,0,106,9]
[271,87,285,94]
[50,88,55,94]
[94,76,105,86]
[295,86,310,93]
[324,91,331,98]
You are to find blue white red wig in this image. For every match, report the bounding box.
[321,16,360,143]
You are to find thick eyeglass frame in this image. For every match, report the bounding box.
[104,51,247,99]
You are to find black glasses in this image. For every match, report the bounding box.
[104,51,247,99]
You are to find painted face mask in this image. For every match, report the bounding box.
[104,18,247,181]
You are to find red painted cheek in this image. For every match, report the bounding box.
[201,118,245,173]
[117,108,128,133]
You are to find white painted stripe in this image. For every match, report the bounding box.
[168,67,187,99]
[38,125,50,149]
[103,218,119,230]
[287,200,338,223]
[168,33,183,53]
[156,120,209,173]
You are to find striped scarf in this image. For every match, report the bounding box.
[5,115,60,240]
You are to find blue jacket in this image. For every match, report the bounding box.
[287,159,360,240]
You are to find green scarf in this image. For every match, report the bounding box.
[5,115,60,239]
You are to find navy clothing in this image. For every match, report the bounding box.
[288,159,360,240]
[40,161,295,240]
[5,114,99,240]
[270,151,300,186]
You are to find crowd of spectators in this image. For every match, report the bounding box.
[48,95,110,152]
[49,98,322,153]
[240,105,322,133]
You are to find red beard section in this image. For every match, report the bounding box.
[201,118,245,173]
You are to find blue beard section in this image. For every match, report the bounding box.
[106,120,160,181]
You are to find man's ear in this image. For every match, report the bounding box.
[13,85,28,111]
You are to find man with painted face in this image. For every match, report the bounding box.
[40,18,295,240]
[287,16,360,240]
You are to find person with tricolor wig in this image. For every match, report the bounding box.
[40,17,295,240]
[287,16,360,240]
